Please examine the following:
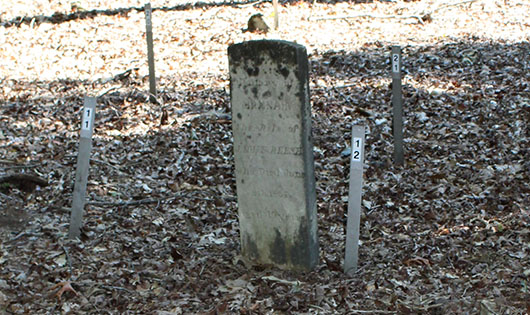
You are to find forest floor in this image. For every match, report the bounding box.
[1,0,529,313]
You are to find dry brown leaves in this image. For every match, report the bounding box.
[1,0,529,313]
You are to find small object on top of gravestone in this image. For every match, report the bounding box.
[70,1,87,12]
[228,40,318,271]
[244,14,269,33]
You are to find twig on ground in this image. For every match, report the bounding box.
[348,311,397,314]
[62,245,74,280]
[8,230,37,243]
[0,191,15,200]
[87,198,167,207]
[236,0,267,8]
[89,158,126,175]
[0,161,42,169]
[0,159,17,164]
[310,0,480,24]
[0,173,48,193]
[101,285,135,294]
[311,13,425,24]
[98,86,120,98]
[429,0,480,15]
[50,281,78,301]
[86,190,224,207]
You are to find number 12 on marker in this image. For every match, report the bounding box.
[352,137,362,162]
[82,108,93,131]
[392,54,399,73]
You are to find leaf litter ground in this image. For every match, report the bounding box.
[0,0,529,313]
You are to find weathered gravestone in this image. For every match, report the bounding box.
[228,40,318,271]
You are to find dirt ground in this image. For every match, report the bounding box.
[1,0,529,313]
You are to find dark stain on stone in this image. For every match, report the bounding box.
[267,220,318,270]
[252,87,258,97]
[277,66,289,79]
[246,66,259,76]
[262,91,271,98]
[237,113,242,119]
[244,233,259,261]
[270,229,287,265]
[289,219,318,268]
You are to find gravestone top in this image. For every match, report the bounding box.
[228,40,318,271]
[228,40,308,75]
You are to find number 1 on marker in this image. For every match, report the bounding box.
[352,137,362,162]
[82,108,92,131]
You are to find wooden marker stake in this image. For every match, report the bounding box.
[391,45,404,165]
[344,125,366,275]
[69,97,96,239]
[145,3,156,102]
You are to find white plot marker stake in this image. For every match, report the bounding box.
[69,97,96,239]
[145,3,156,102]
[344,125,366,275]
[391,45,404,165]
